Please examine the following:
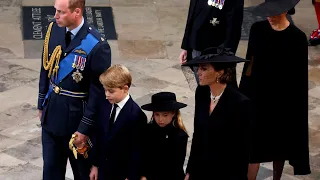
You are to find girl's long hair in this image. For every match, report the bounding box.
[173,110,188,134]
[151,110,188,134]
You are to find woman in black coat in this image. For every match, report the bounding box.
[182,47,252,180]
[140,92,189,180]
[239,0,311,179]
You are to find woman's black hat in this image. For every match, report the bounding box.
[141,92,187,111]
[181,47,248,67]
[252,0,299,17]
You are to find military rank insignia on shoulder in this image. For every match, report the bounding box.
[88,26,105,42]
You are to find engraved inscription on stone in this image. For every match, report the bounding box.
[22,6,117,40]
[31,8,43,40]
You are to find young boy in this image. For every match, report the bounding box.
[89,64,147,180]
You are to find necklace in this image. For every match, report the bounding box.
[210,89,224,104]
[207,0,225,10]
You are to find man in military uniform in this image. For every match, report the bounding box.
[37,0,111,179]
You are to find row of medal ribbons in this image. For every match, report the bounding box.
[208,0,225,10]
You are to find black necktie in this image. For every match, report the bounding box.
[109,104,118,131]
[65,31,72,47]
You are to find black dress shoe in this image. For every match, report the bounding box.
[309,38,320,46]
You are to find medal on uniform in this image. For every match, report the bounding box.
[215,0,219,7]
[208,0,218,6]
[72,70,83,83]
[209,0,225,10]
[212,0,216,6]
[72,55,86,83]
[219,0,225,9]
[210,17,220,26]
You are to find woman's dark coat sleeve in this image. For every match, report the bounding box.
[288,32,311,175]
[227,99,252,179]
[186,86,202,175]
[239,22,257,98]
[223,0,244,53]
[181,0,198,51]
[175,133,188,177]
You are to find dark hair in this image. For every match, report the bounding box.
[210,62,234,84]
[287,8,295,15]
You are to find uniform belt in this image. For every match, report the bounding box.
[50,82,88,98]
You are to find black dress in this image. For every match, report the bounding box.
[142,122,188,180]
[187,85,252,180]
[239,20,311,175]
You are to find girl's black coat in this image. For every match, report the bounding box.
[142,122,188,180]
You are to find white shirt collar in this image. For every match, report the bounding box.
[66,17,84,37]
[115,94,130,110]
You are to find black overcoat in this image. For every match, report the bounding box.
[187,85,252,180]
[239,20,311,175]
[182,0,244,54]
[141,122,188,180]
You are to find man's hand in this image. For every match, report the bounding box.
[89,166,98,180]
[141,176,147,180]
[38,110,42,121]
[179,50,188,64]
[73,131,88,147]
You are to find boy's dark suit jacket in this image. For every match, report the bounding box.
[89,96,147,180]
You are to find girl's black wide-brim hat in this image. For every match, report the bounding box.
[181,47,248,67]
[141,92,187,112]
[252,0,299,17]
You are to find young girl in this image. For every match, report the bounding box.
[140,92,188,180]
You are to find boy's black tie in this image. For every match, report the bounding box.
[109,104,118,131]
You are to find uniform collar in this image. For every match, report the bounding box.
[66,17,84,36]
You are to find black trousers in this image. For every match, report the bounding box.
[42,128,91,180]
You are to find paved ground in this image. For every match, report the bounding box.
[0,0,319,179]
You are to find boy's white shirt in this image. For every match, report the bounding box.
[110,93,130,122]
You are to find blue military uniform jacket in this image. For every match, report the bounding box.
[37,20,111,136]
